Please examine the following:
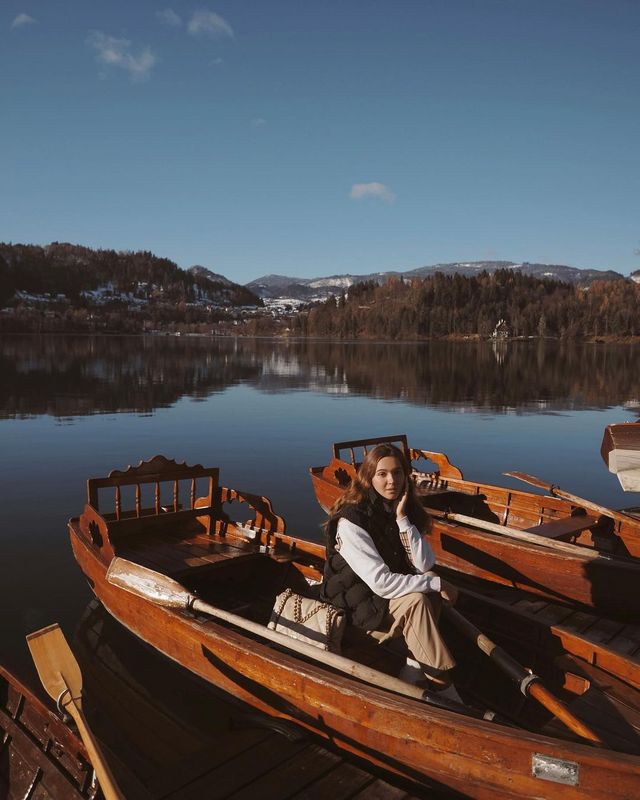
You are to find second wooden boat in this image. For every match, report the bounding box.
[310,434,640,618]
[68,455,640,799]
[0,663,100,799]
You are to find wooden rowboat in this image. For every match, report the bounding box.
[68,455,640,799]
[0,663,99,799]
[310,434,640,618]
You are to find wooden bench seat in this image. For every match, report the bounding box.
[118,532,263,579]
[525,514,598,541]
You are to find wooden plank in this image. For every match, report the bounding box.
[148,728,270,798]
[120,535,232,574]
[162,733,307,800]
[289,760,373,800]
[556,609,599,635]
[525,514,598,540]
[119,538,187,572]
[508,598,549,615]
[4,747,41,800]
[226,743,341,800]
[350,779,411,799]
[530,603,575,627]
[607,627,640,657]
[580,617,626,646]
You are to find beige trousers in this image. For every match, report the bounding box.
[372,592,456,678]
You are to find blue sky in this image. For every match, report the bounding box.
[2,1,639,284]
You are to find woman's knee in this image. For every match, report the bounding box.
[408,592,437,612]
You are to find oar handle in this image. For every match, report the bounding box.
[190,598,428,699]
[443,606,603,745]
[65,698,126,800]
[107,558,488,718]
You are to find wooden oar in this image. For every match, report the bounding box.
[504,471,634,526]
[425,507,615,561]
[106,558,485,717]
[27,623,125,800]
[443,606,602,745]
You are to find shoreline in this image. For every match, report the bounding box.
[1,330,639,345]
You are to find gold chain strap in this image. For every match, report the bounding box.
[275,588,340,639]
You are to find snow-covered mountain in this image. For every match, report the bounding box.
[246,272,401,301]
[247,261,627,301]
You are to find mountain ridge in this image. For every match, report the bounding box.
[247,260,628,301]
[0,242,262,308]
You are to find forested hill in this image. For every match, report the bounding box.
[290,270,640,339]
[0,243,261,308]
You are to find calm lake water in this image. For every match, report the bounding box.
[1,333,639,684]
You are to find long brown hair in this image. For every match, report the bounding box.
[326,443,430,534]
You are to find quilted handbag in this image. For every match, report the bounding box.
[268,587,346,653]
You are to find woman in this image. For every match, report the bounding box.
[320,443,460,697]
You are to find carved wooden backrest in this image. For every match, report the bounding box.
[332,434,409,467]
[214,487,286,535]
[409,449,464,480]
[322,458,356,489]
[86,455,218,521]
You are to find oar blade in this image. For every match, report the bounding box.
[107,557,190,609]
[28,624,126,800]
[26,623,82,703]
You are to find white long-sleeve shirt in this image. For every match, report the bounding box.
[335,515,442,599]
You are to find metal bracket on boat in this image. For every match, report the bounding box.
[519,672,540,696]
[56,687,72,723]
[89,769,99,799]
[185,595,198,614]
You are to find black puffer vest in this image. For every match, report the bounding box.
[320,492,415,631]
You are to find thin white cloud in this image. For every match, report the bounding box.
[350,182,396,203]
[87,32,157,81]
[188,10,234,39]
[157,9,182,27]
[251,117,266,127]
[11,13,37,29]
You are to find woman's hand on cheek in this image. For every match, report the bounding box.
[395,490,409,520]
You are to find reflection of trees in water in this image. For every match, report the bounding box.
[1,335,639,418]
[0,335,263,418]
[295,339,640,412]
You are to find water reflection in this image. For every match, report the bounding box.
[1,334,639,418]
